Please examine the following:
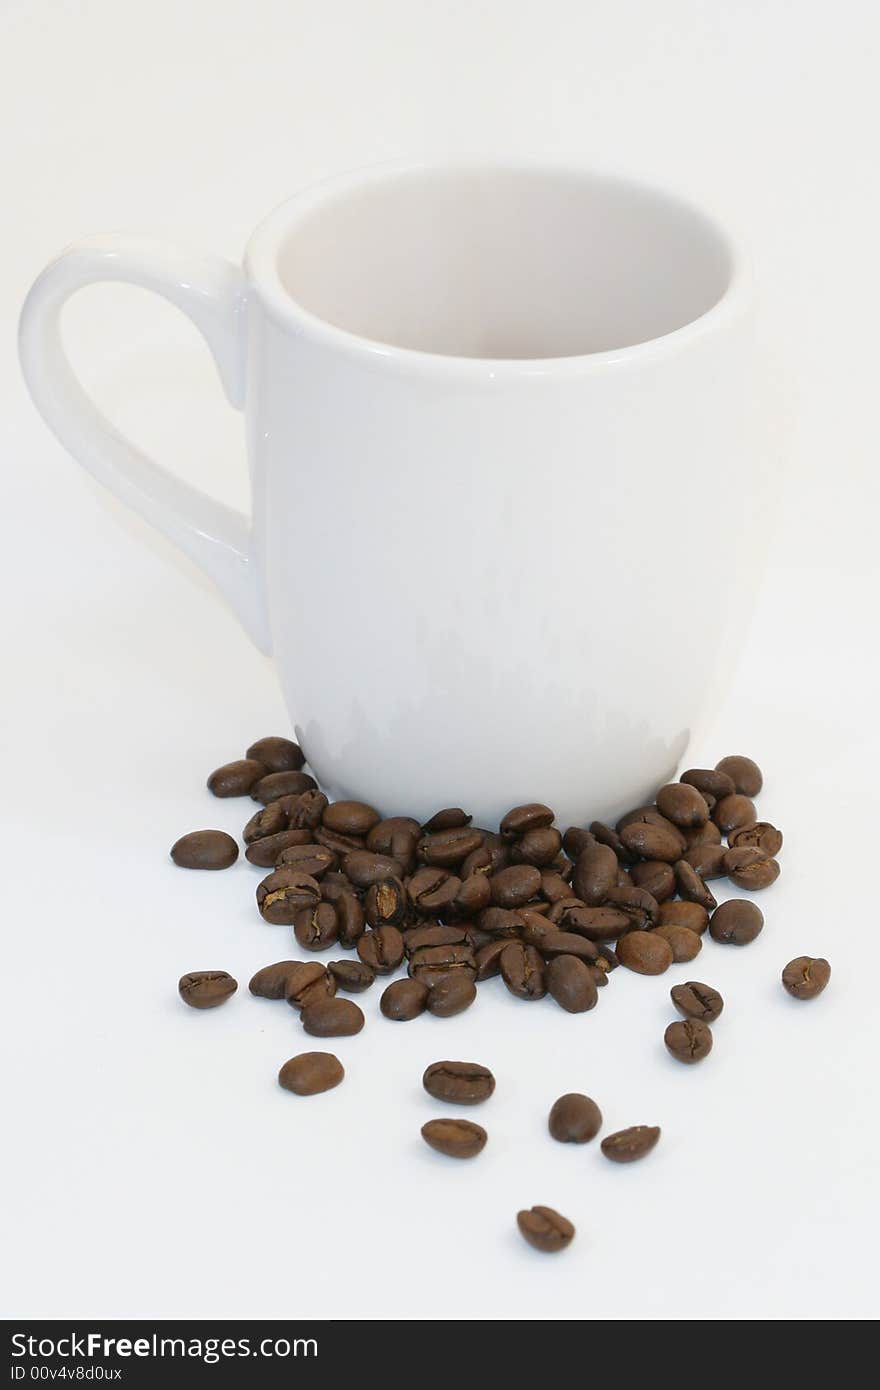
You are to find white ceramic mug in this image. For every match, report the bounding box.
[20,160,757,827]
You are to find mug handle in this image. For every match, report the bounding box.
[18,235,271,653]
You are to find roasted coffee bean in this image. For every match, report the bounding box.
[208,758,267,797]
[380,978,429,1020]
[245,828,314,868]
[682,844,728,880]
[619,820,683,863]
[427,975,477,1017]
[465,923,494,952]
[273,843,336,877]
[278,1050,343,1095]
[782,956,831,1000]
[364,877,407,927]
[491,864,542,908]
[171,830,239,870]
[409,943,476,986]
[341,850,403,887]
[518,911,558,948]
[422,807,472,833]
[500,803,554,838]
[681,819,723,850]
[421,1118,487,1159]
[548,1093,602,1143]
[301,997,364,1037]
[478,906,525,938]
[356,925,405,974]
[285,790,329,830]
[572,843,619,904]
[366,816,421,865]
[323,800,381,836]
[460,846,494,880]
[674,859,717,911]
[335,892,366,948]
[251,770,316,805]
[728,821,783,856]
[465,833,510,876]
[320,872,358,903]
[554,904,631,941]
[418,827,484,867]
[723,846,780,890]
[713,793,757,835]
[715,754,763,797]
[514,827,563,867]
[284,961,333,1008]
[601,1125,661,1163]
[654,924,702,963]
[178,970,237,1008]
[709,898,764,945]
[656,782,710,828]
[545,955,599,1013]
[671,980,724,1022]
[681,767,736,801]
[562,826,597,860]
[243,802,288,844]
[249,960,299,999]
[617,930,673,975]
[616,807,685,849]
[589,821,635,864]
[407,866,461,914]
[403,922,468,954]
[630,860,675,902]
[665,1018,713,1064]
[327,959,375,993]
[534,931,599,964]
[423,1060,496,1105]
[452,873,493,917]
[500,942,546,999]
[256,868,321,924]
[474,939,511,980]
[295,970,336,1010]
[602,886,659,932]
[517,1206,574,1253]
[540,870,574,903]
[246,736,305,773]
[293,902,338,951]
[656,900,709,935]
[313,825,365,857]
[591,944,619,975]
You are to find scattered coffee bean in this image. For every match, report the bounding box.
[500,942,546,999]
[491,864,542,908]
[423,1060,496,1105]
[601,1125,661,1163]
[249,960,299,999]
[421,1118,487,1159]
[630,860,676,902]
[313,824,363,856]
[654,923,702,963]
[418,827,484,867]
[207,758,267,797]
[673,859,717,911]
[243,802,288,844]
[278,1051,343,1096]
[713,793,757,835]
[357,925,405,974]
[602,886,659,931]
[367,816,421,863]
[728,821,783,856]
[409,943,477,986]
[681,767,736,801]
[562,826,597,860]
[517,1206,574,1253]
[364,877,407,928]
[256,868,321,924]
[285,790,329,829]
[251,770,317,804]
[723,846,780,890]
[515,827,563,866]
[178,970,237,1008]
[782,956,831,1000]
[589,821,635,864]
[245,828,313,868]
[656,782,710,828]
[407,866,461,914]
[681,819,723,849]
[548,1093,602,1143]
[246,736,305,773]
[403,923,468,954]
[656,900,709,935]
[715,755,763,797]
[322,800,381,836]
[380,978,429,1020]
[301,997,364,1037]
[617,931,673,975]
[709,899,764,945]
[664,1018,713,1063]
[452,873,492,915]
[422,807,472,833]
[501,804,554,837]
[619,820,684,863]
[670,980,723,1022]
[545,954,599,1012]
[572,843,620,903]
[556,904,631,941]
[293,902,339,950]
[474,939,510,980]
[343,850,405,887]
[274,843,337,877]
[327,959,375,993]
[171,829,239,870]
[682,844,728,879]
[427,975,477,1017]
[285,961,334,1009]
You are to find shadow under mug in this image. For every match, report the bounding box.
[19,160,760,827]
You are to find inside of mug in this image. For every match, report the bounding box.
[276,167,735,359]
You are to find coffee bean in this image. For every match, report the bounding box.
[630,860,675,902]
[284,961,333,1008]
[670,980,723,1022]
[619,821,683,863]
[256,868,321,924]
[251,770,317,805]
[500,804,554,838]
[562,826,597,860]
[243,802,288,844]
[728,822,783,856]
[367,816,421,864]
[657,906,708,942]
[245,828,314,868]
[664,1018,713,1064]
[782,956,831,1000]
[452,873,492,917]
[421,1117,487,1159]
[541,870,575,903]
[313,825,364,856]
[464,835,510,876]
[532,931,598,964]
[293,902,339,950]
[423,1060,495,1105]
[301,997,364,1037]
[601,1125,661,1163]
[364,877,407,927]
[171,829,239,870]
[715,755,763,797]
[545,955,599,1012]
[246,736,305,773]
[572,843,619,904]
[682,844,728,879]
[554,904,631,941]
[335,891,366,948]
[474,939,511,980]
[278,1051,343,1096]
[602,886,659,932]
[422,807,472,833]
[516,1206,574,1253]
[323,800,381,836]
[249,960,299,999]
[548,1093,602,1143]
[673,859,717,911]
[713,793,757,835]
[656,783,710,828]
[709,898,764,945]
[654,924,702,962]
[427,974,477,1017]
[723,846,781,890]
[478,906,525,938]
[407,866,461,913]
[208,758,267,797]
[514,827,563,867]
[491,864,542,908]
[403,923,468,954]
[327,959,375,993]
[178,970,237,1008]
[409,943,476,986]
[285,790,329,830]
[589,821,635,864]
[681,767,736,801]
[380,978,429,1020]
[500,942,546,999]
[591,944,619,975]
[337,851,398,887]
[357,925,405,974]
[617,930,673,975]
[681,820,723,850]
[418,827,484,867]
[273,843,337,877]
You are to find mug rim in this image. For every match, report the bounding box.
[245,157,750,377]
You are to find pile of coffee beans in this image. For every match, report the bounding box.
[173,740,830,1253]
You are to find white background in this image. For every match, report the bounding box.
[2,0,878,1321]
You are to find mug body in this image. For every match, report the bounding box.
[244,162,757,827]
